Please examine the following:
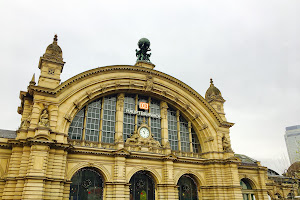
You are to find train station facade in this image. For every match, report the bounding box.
[0,36,296,199]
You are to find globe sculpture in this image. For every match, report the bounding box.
[136,38,151,62]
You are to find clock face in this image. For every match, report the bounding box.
[139,127,150,138]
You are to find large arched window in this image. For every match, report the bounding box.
[240,179,255,200]
[177,174,198,200]
[69,95,117,143]
[167,107,201,153]
[68,93,201,153]
[69,168,104,200]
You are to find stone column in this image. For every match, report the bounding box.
[2,146,24,199]
[21,144,50,199]
[111,155,128,199]
[160,101,169,148]
[115,93,125,149]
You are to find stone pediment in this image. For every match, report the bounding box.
[163,153,177,161]
[114,148,130,156]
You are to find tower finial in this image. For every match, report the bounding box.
[53,34,58,43]
[210,78,213,85]
[30,74,36,86]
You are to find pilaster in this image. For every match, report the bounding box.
[160,101,169,148]
[115,93,125,149]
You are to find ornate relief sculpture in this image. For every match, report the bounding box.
[20,116,31,128]
[126,122,161,148]
[117,93,125,111]
[222,135,232,152]
[144,75,154,91]
[38,109,50,127]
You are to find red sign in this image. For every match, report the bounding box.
[139,102,149,110]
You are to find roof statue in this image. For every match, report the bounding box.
[136,38,151,62]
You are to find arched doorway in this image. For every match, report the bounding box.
[129,171,155,200]
[240,178,255,200]
[69,167,104,200]
[177,174,198,200]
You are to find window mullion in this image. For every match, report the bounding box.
[148,97,151,125]
[188,121,193,153]
[99,97,104,143]
[82,107,88,142]
[134,94,138,131]
[176,110,181,151]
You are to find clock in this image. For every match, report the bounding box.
[139,127,150,138]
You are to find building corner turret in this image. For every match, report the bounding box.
[205,78,227,121]
[37,34,65,89]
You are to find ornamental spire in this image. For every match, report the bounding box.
[53,34,58,44]
[29,74,36,86]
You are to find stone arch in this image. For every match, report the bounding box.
[53,66,232,152]
[126,166,162,184]
[67,162,111,182]
[239,176,259,189]
[174,170,205,187]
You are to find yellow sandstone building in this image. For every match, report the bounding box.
[0,36,296,199]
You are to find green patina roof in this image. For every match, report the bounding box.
[235,154,257,164]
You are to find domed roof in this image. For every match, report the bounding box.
[42,35,63,63]
[205,79,224,102]
[287,161,300,177]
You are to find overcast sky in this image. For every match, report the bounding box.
[1,0,299,174]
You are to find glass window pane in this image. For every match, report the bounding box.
[102,95,116,143]
[150,99,161,142]
[168,108,178,151]
[68,108,85,140]
[123,95,135,140]
[180,116,190,152]
[192,128,201,153]
[85,100,101,142]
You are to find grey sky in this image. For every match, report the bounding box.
[1,0,299,173]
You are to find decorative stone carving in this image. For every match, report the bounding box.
[184,103,190,111]
[193,112,200,120]
[199,124,208,131]
[125,130,161,148]
[117,93,125,111]
[115,135,124,143]
[20,116,31,128]
[222,135,232,152]
[174,95,179,102]
[64,114,71,122]
[160,102,168,119]
[164,141,171,148]
[115,81,121,89]
[38,109,50,127]
[86,91,92,99]
[144,75,154,91]
[204,136,214,143]
[73,100,80,109]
